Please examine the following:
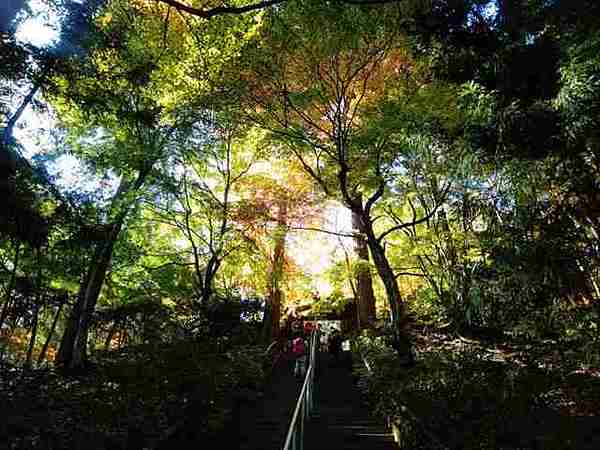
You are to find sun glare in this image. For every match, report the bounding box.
[14,0,60,48]
[288,201,353,297]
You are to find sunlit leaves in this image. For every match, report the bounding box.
[554,32,600,147]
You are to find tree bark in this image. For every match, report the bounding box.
[270,289,282,339]
[261,302,273,344]
[367,235,403,326]
[25,247,43,368]
[262,200,286,342]
[499,0,524,43]
[25,303,39,367]
[56,222,122,369]
[104,319,120,351]
[351,206,376,329]
[200,255,222,304]
[0,240,20,331]
[37,300,64,364]
[1,81,42,148]
[56,165,151,370]
[354,209,408,337]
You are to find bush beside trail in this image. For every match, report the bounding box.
[353,329,600,450]
[0,338,267,450]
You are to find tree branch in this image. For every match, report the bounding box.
[340,0,404,4]
[394,272,425,279]
[377,183,451,242]
[288,226,357,239]
[377,203,440,243]
[155,0,285,19]
[155,0,405,20]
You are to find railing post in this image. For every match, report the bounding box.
[299,400,305,450]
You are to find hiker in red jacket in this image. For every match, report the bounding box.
[292,335,307,378]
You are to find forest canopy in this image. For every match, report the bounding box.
[1,0,599,448]
[1,0,599,364]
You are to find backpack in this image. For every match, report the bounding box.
[292,337,306,356]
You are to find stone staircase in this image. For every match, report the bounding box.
[304,353,397,450]
[237,354,302,450]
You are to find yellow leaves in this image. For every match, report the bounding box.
[98,12,113,27]
[252,11,264,26]
[38,199,57,218]
[161,298,176,307]
[130,0,173,15]
[207,47,221,57]
[242,10,265,40]
[91,48,119,75]
[131,0,155,9]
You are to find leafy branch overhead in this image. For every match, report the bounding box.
[154,0,408,19]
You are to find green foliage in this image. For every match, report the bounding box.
[312,290,350,316]
[555,32,600,149]
[458,81,497,125]
[354,333,595,449]
[4,4,600,449]
[407,285,447,325]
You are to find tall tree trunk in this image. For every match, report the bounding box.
[261,303,273,344]
[367,236,403,327]
[1,74,46,219]
[104,319,120,351]
[37,300,64,364]
[201,255,222,304]
[354,210,408,339]
[270,289,282,339]
[499,0,524,43]
[365,234,414,362]
[25,247,43,367]
[351,206,376,329]
[461,192,472,328]
[1,81,42,148]
[56,222,121,369]
[0,240,21,331]
[56,166,151,370]
[262,201,287,342]
[25,303,40,367]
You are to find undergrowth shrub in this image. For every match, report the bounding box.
[354,335,569,449]
[0,338,267,450]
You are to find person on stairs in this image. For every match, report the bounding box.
[328,329,342,366]
[292,334,307,378]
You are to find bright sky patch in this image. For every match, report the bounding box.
[14,0,60,47]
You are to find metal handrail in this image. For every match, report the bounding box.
[282,330,319,450]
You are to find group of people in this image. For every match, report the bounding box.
[287,320,345,378]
